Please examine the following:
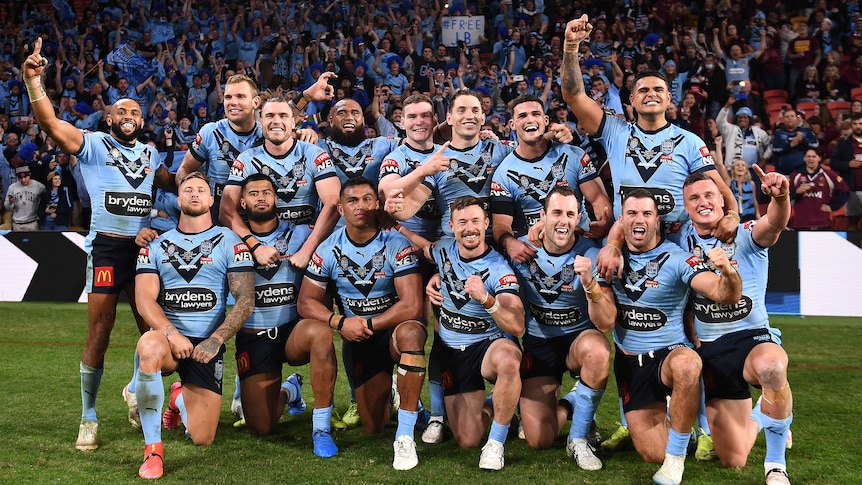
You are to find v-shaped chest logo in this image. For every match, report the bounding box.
[334,245,387,297]
[163,233,225,283]
[102,138,150,189]
[625,133,686,183]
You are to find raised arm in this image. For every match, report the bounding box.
[23,38,83,154]
[751,165,791,247]
[560,16,603,135]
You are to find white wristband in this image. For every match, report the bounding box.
[487,298,501,314]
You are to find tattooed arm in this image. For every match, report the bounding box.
[192,270,255,364]
[560,15,604,135]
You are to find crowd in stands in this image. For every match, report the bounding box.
[1,0,861,231]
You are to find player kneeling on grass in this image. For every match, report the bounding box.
[677,170,794,485]
[509,186,615,470]
[298,177,428,471]
[234,173,339,456]
[133,172,254,479]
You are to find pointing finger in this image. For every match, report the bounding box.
[436,140,451,155]
[751,164,767,181]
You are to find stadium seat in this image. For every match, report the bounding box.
[762,89,789,104]
[831,205,848,231]
[828,100,852,118]
[795,101,819,117]
[851,86,862,101]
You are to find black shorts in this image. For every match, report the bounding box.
[348,329,396,388]
[439,337,499,396]
[614,344,687,413]
[235,321,299,380]
[698,328,777,401]
[170,336,226,395]
[86,233,140,294]
[521,332,580,383]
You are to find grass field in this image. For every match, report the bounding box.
[0,302,859,484]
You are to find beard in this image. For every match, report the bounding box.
[247,205,278,222]
[181,203,210,217]
[110,121,142,143]
[330,124,367,147]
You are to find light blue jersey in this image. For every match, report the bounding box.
[597,114,716,225]
[189,118,263,200]
[430,237,520,348]
[245,220,313,329]
[427,139,515,237]
[306,228,420,318]
[227,141,336,224]
[379,143,443,240]
[491,143,597,236]
[674,221,770,342]
[136,225,254,338]
[511,236,602,338]
[75,132,162,237]
[319,136,401,185]
[610,238,710,354]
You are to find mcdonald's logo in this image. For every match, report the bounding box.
[236,352,250,374]
[94,266,115,287]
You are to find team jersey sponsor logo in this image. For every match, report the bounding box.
[528,301,581,327]
[162,287,217,312]
[380,158,400,176]
[343,294,396,316]
[499,274,518,287]
[699,146,710,157]
[230,160,245,178]
[691,294,753,323]
[137,248,150,265]
[440,307,492,334]
[490,180,506,197]
[93,266,115,287]
[236,351,251,374]
[104,191,152,217]
[309,252,323,273]
[395,246,418,266]
[276,205,315,224]
[254,282,298,307]
[619,185,675,216]
[234,243,252,262]
[617,303,668,331]
[684,255,710,272]
[314,152,332,170]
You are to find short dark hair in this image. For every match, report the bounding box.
[450,195,486,216]
[852,112,862,121]
[339,176,377,198]
[622,188,658,210]
[632,69,669,90]
[448,88,483,113]
[543,186,578,211]
[510,94,545,113]
[241,173,275,193]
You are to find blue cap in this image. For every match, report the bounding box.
[584,58,603,69]
[387,55,403,69]
[736,107,753,117]
[354,60,368,72]
[353,37,365,48]
[529,72,548,84]
[309,62,323,72]
[18,143,38,162]
[644,33,660,47]
[74,101,93,115]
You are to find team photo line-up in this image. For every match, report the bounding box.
[18,14,794,485]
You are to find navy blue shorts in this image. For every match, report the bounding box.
[235,321,299,380]
[520,332,580,383]
[170,336,226,395]
[348,329,396,388]
[614,344,687,413]
[439,337,499,396]
[698,328,777,400]
[86,233,139,294]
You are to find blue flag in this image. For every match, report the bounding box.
[106,41,158,85]
[51,0,76,21]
